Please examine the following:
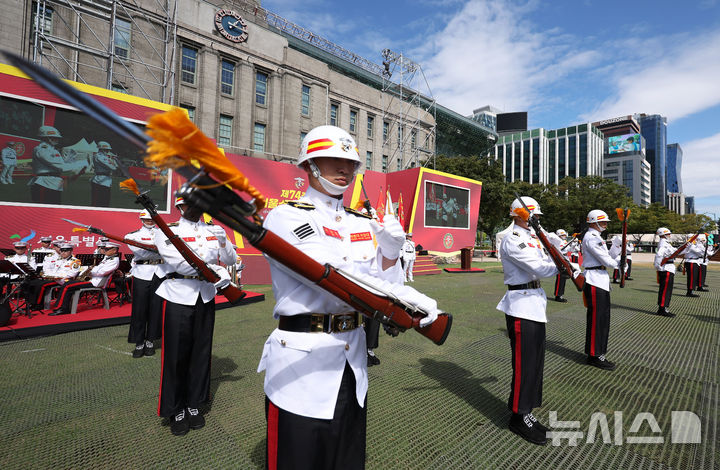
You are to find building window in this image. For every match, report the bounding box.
[397,126,403,147]
[330,103,339,126]
[253,123,266,152]
[397,157,402,170]
[383,121,389,142]
[349,109,358,133]
[301,85,310,116]
[32,2,53,36]
[300,132,307,146]
[114,18,132,60]
[382,155,388,173]
[218,115,233,146]
[221,60,235,95]
[180,104,195,122]
[255,72,268,105]
[111,83,128,94]
[181,46,197,85]
[411,130,417,149]
[366,151,372,170]
[367,116,374,139]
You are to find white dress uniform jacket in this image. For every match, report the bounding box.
[154,218,235,305]
[654,238,676,274]
[496,224,558,323]
[42,252,59,273]
[402,239,416,261]
[47,256,82,282]
[125,226,165,281]
[581,228,619,291]
[88,255,120,287]
[90,151,119,187]
[28,142,86,191]
[5,253,37,271]
[704,244,717,265]
[258,187,435,420]
[626,242,634,260]
[682,242,703,264]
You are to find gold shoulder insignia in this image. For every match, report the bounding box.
[512,231,520,236]
[71,261,80,269]
[205,220,214,225]
[168,222,180,227]
[285,201,315,211]
[344,207,372,219]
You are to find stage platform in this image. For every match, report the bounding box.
[0,291,265,342]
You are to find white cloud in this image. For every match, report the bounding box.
[681,132,720,199]
[582,32,720,122]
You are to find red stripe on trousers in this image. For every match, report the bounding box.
[660,272,670,307]
[157,300,167,416]
[267,400,279,470]
[512,319,522,413]
[689,264,694,287]
[52,281,90,309]
[590,286,597,356]
[555,275,561,296]
[36,282,54,305]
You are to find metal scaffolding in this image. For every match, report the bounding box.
[30,0,178,103]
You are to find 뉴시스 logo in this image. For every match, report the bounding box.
[546,410,701,446]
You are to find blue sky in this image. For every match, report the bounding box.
[263,0,720,220]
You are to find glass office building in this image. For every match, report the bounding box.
[666,143,683,193]
[637,114,667,204]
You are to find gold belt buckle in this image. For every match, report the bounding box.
[309,314,324,333]
[332,313,357,333]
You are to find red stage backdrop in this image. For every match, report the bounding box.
[0,64,482,284]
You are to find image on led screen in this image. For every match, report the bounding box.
[424,181,470,229]
[608,133,641,154]
[0,95,168,210]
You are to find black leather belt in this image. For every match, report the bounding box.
[508,281,541,290]
[135,259,163,265]
[585,266,606,270]
[166,272,201,280]
[278,313,363,333]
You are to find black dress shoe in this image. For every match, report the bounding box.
[587,355,616,370]
[656,307,675,318]
[49,308,68,316]
[509,413,547,445]
[526,412,549,433]
[686,291,699,297]
[187,408,205,430]
[696,287,709,292]
[132,344,145,358]
[554,296,568,303]
[144,342,155,356]
[170,410,189,436]
[625,277,634,281]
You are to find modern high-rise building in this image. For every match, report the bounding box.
[667,192,686,215]
[685,196,695,214]
[491,123,605,184]
[603,153,652,206]
[636,113,668,205]
[666,143,683,193]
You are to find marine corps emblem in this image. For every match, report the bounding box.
[339,137,353,153]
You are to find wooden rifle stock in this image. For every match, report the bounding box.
[178,179,452,345]
[135,198,246,304]
[616,208,629,288]
[661,233,699,266]
[528,218,585,291]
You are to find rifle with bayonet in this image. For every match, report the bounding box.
[615,208,630,288]
[660,224,708,266]
[62,218,157,252]
[4,50,451,345]
[513,192,585,291]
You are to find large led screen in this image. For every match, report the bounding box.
[608,133,641,154]
[424,180,470,229]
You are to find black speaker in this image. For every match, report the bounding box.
[0,301,11,327]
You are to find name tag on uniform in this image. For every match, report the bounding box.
[206,236,218,241]
[323,227,342,239]
[350,232,372,242]
[182,237,196,242]
[141,238,152,241]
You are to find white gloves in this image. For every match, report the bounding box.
[210,264,231,290]
[393,284,440,327]
[419,308,440,327]
[370,215,405,260]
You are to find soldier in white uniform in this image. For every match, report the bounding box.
[681,237,704,296]
[550,229,571,302]
[701,238,717,289]
[22,243,81,311]
[153,195,235,436]
[90,141,119,207]
[496,197,558,446]
[696,235,710,292]
[401,232,416,282]
[258,125,440,469]
[28,126,86,204]
[1,242,37,295]
[653,228,676,317]
[125,210,165,358]
[581,210,619,370]
[33,236,56,271]
[49,243,120,315]
[1,141,18,184]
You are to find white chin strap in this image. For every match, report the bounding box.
[308,160,350,196]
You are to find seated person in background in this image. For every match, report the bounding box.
[1,241,38,294]
[49,243,120,315]
[22,243,82,312]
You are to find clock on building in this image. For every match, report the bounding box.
[214,9,249,43]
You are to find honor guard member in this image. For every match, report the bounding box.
[23,243,82,311]
[654,228,676,317]
[126,210,165,358]
[1,141,17,184]
[550,229,571,302]
[28,126,87,204]
[681,237,703,296]
[258,125,440,470]
[701,238,717,289]
[497,197,558,446]
[90,141,119,207]
[696,235,710,292]
[401,232,417,282]
[610,236,623,283]
[49,243,120,315]
[624,241,634,280]
[153,195,235,436]
[582,210,619,370]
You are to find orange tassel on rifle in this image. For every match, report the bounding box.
[120,178,141,196]
[72,227,87,233]
[143,108,266,212]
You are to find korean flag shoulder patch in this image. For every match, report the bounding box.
[293,222,316,241]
